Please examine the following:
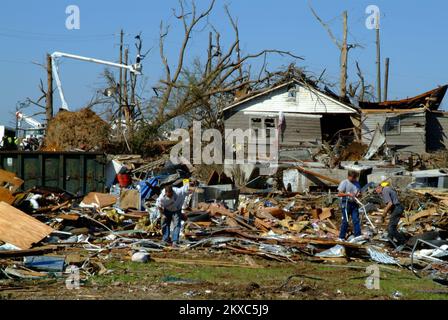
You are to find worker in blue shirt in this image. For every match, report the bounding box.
[337,171,362,240]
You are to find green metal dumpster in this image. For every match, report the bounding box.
[0,151,106,195]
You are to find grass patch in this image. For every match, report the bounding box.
[87,258,448,300]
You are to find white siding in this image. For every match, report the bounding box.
[361,114,387,143]
[231,85,356,114]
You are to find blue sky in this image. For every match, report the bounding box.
[1,0,447,124]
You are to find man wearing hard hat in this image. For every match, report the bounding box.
[375,180,407,245]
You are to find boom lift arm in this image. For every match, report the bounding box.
[51,51,142,111]
[16,112,44,129]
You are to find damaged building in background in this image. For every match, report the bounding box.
[224,80,448,158]
[222,78,360,186]
[222,80,448,192]
[223,78,359,152]
[360,85,448,155]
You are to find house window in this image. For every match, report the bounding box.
[287,88,297,100]
[264,118,276,138]
[249,117,277,159]
[384,117,400,135]
[250,118,262,128]
[249,117,277,139]
[250,118,262,138]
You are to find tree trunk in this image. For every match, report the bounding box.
[340,11,348,100]
[46,54,53,123]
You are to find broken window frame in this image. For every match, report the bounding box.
[384,117,401,135]
[264,118,276,139]
[249,116,277,157]
[250,118,263,139]
[287,88,297,101]
[249,117,277,138]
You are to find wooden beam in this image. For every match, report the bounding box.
[295,166,341,185]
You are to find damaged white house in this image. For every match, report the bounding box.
[223,78,358,153]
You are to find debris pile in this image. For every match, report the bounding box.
[44,108,110,151]
[0,151,447,287]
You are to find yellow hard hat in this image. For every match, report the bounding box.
[380,181,390,187]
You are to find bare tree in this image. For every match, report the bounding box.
[91,0,302,154]
[309,3,362,100]
[146,0,302,132]
[24,78,47,117]
[347,62,375,102]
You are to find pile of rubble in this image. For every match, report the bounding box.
[0,151,447,287]
[43,108,110,152]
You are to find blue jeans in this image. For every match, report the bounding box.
[161,210,182,243]
[339,202,361,239]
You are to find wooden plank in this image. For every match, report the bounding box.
[319,224,339,236]
[0,187,15,205]
[81,192,117,208]
[119,189,140,210]
[319,208,334,220]
[55,213,80,221]
[406,207,438,223]
[296,166,341,185]
[0,169,23,192]
[0,201,54,249]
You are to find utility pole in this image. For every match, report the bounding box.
[383,57,390,102]
[123,48,131,138]
[123,48,129,110]
[340,11,348,99]
[376,12,381,102]
[119,29,124,126]
[46,53,53,123]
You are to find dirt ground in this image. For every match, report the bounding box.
[1,249,447,300]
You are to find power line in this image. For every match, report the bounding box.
[0,59,34,65]
[0,29,116,42]
[0,27,116,38]
[0,34,115,43]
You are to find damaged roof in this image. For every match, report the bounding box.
[360,85,448,111]
[223,78,358,114]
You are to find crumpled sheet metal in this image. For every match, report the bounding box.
[367,246,399,265]
[188,236,294,259]
[316,244,347,258]
[258,243,292,258]
[315,245,346,258]
[188,236,238,248]
[413,245,448,263]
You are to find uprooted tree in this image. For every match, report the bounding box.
[150,1,302,127]
[97,0,302,154]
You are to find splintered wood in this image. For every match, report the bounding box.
[0,169,23,205]
[81,192,118,208]
[0,169,24,192]
[0,201,54,250]
[0,187,15,205]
